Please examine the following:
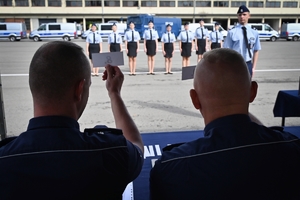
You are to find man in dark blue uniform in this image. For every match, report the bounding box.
[150,48,300,200]
[0,41,144,200]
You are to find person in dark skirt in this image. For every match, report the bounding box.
[108,23,122,52]
[178,22,194,67]
[161,24,176,74]
[143,20,159,75]
[195,19,209,63]
[208,22,223,50]
[86,23,102,76]
[124,22,140,76]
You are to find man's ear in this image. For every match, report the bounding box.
[190,89,201,110]
[249,81,258,103]
[74,79,86,102]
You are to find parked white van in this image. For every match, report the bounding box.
[81,21,127,39]
[181,23,228,39]
[247,23,279,42]
[0,22,27,42]
[280,23,300,41]
[29,23,77,42]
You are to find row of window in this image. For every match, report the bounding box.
[0,0,299,7]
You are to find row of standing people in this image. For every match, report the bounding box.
[86,21,224,76]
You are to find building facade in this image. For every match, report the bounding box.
[0,0,299,32]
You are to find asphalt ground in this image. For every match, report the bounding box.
[0,38,299,136]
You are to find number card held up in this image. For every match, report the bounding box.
[92,52,124,67]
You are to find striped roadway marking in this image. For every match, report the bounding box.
[1,69,300,77]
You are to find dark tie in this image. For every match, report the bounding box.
[93,33,95,44]
[242,26,252,58]
[114,33,116,43]
[131,31,134,42]
[186,31,188,43]
[215,31,218,44]
[201,28,204,39]
[150,30,152,40]
[168,32,170,43]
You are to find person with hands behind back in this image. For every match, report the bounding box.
[161,24,176,75]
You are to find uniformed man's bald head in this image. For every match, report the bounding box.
[190,48,257,124]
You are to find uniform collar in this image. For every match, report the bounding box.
[236,23,251,29]
[204,114,251,136]
[27,116,80,131]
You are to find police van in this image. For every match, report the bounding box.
[280,23,300,41]
[248,23,279,42]
[81,21,127,39]
[0,22,27,42]
[29,23,77,42]
[182,23,228,39]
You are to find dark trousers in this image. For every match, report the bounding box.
[246,61,253,77]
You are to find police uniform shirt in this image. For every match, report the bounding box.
[177,30,193,43]
[143,29,159,40]
[108,31,122,44]
[0,116,144,199]
[161,31,176,43]
[209,30,223,43]
[224,24,261,62]
[150,114,300,199]
[195,26,209,39]
[86,31,102,43]
[124,29,140,42]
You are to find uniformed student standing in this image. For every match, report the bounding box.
[208,22,223,50]
[195,19,209,62]
[224,5,261,77]
[161,24,176,74]
[178,22,194,67]
[143,20,159,75]
[86,23,102,76]
[108,23,122,52]
[124,22,140,76]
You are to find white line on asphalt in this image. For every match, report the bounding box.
[1,69,300,77]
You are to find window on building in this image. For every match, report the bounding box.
[0,0,12,6]
[66,0,82,6]
[282,1,298,7]
[32,0,45,6]
[141,1,157,6]
[24,18,30,30]
[0,24,7,30]
[48,0,61,6]
[104,1,119,6]
[196,1,211,7]
[85,0,101,6]
[231,1,246,7]
[122,0,138,6]
[248,1,263,7]
[159,1,175,7]
[266,1,280,7]
[178,1,193,6]
[15,0,29,6]
[213,1,229,7]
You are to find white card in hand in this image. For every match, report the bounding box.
[92,52,124,67]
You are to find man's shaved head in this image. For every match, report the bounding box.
[191,48,257,124]
[29,41,91,104]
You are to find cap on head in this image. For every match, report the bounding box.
[237,5,250,14]
[148,20,153,24]
[166,24,172,28]
[184,22,189,26]
[199,19,204,22]
[215,22,220,26]
[91,23,97,27]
